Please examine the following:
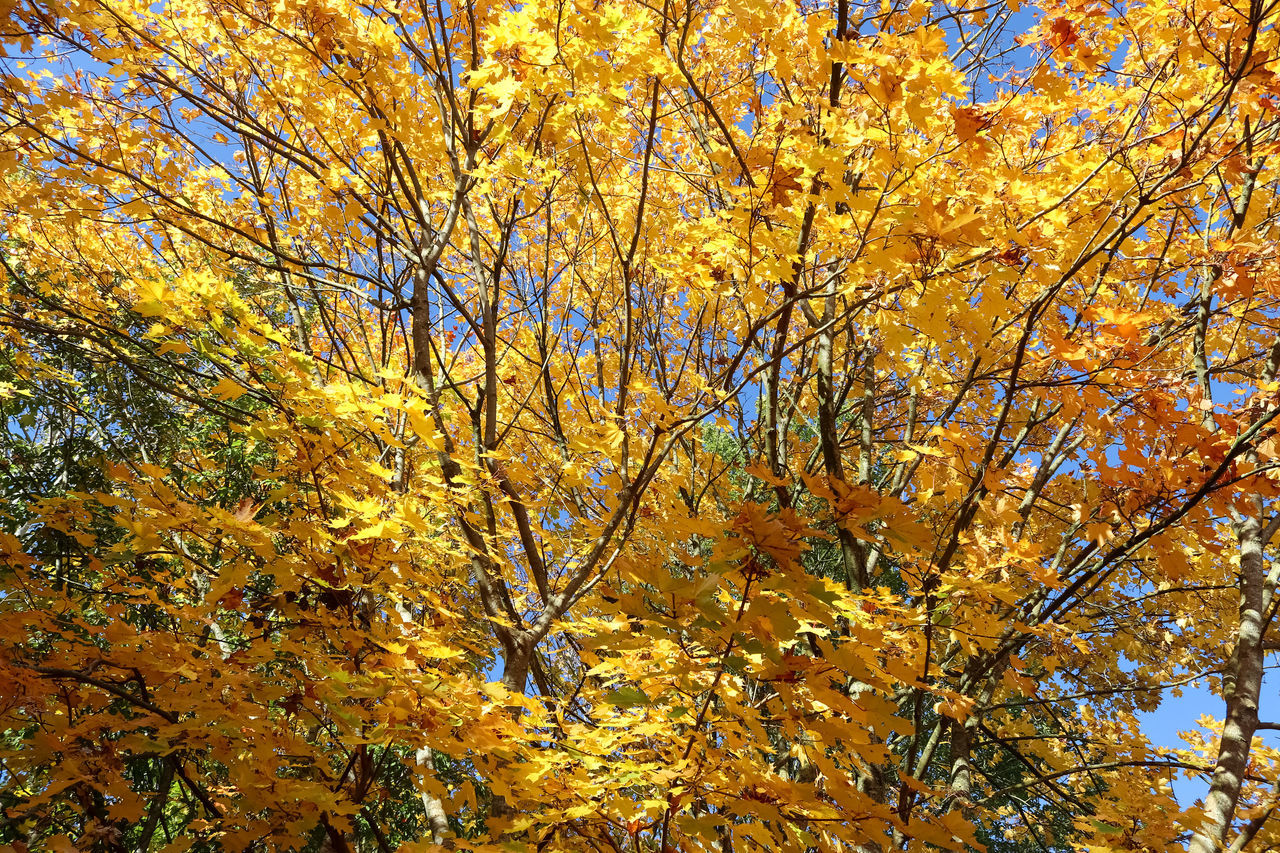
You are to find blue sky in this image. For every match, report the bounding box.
[1138,669,1280,805]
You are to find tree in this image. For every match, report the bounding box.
[1,0,1280,849]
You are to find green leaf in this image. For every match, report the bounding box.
[1091,821,1125,836]
[605,686,651,708]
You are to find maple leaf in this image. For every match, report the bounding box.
[950,105,993,143]
[233,497,260,523]
[1048,17,1079,50]
[767,166,804,207]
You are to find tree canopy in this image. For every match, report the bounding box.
[1,0,1280,849]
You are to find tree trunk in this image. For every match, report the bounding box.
[1188,513,1268,853]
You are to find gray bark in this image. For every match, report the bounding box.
[416,747,451,846]
[1188,513,1269,853]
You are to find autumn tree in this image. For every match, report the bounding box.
[2,0,1280,850]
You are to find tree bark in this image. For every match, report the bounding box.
[1188,512,1268,853]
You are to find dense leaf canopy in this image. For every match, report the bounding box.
[1,0,1280,850]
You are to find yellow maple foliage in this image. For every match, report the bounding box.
[1,0,1279,850]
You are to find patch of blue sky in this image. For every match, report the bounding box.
[1135,670,1280,806]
